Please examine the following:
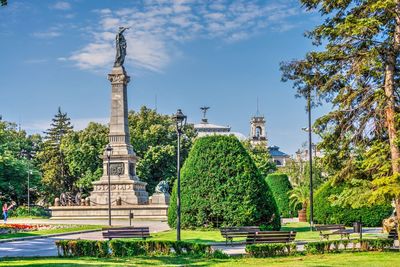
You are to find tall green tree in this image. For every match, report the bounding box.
[38,107,74,199]
[242,141,276,178]
[61,122,108,196]
[0,119,41,205]
[281,0,400,215]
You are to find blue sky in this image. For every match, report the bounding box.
[0,0,328,155]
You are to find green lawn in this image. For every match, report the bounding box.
[1,252,400,266]
[151,229,225,243]
[281,222,386,241]
[0,225,102,240]
[149,222,386,243]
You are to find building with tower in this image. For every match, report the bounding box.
[250,115,267,146]
[249,110,289,167]
[194,107,246,140]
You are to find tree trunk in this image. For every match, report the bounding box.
[385,0,400,218]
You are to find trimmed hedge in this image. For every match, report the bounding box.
[305,239,393,254]
[55,240,212,257]
[265,173,293,218]
[311,181,392,227]
[56,240,109,257]
[168,135,280,229]
[245,243,297,257]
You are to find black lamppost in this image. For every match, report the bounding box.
[21,149,32,217]
[106,144,113,226]
[307,91,314,230]
[173,109,187,241]
[27,169,32,217]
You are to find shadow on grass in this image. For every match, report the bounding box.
[281,225,311,233]
[0,256,230,267]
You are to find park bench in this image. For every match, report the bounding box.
[388,228,398,240]
[102,226,150,240]
[220,226,260,245]
[246,231,297,244]
[314,224,352,240]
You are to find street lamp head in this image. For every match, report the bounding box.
[173,109,187,133]
[105,144,113,158]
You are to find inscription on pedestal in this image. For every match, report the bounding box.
[109,162,124,176]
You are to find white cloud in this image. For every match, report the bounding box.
[69,43,114,70]
[67,0,302,72]
[51,1,71,10]
[32,31,61,38]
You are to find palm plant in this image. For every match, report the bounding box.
[289,184,309,209]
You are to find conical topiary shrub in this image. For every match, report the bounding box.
[168,135,280,229]
[266,173,294,218]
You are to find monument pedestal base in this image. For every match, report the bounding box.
[49,204,168,220]
[90,179,148,205]
[150,193,170,205]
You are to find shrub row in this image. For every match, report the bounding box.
[55,239,212,257]
[265,173,294,218]
[245,243,297,257]
[9,206,50,218]
[305,239,393,254]
[311,181,392,227]
[245,239,393,258]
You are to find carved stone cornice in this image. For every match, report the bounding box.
[108,72,130,85]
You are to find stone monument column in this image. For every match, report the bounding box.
[90,66,149,205]
[89,27,149,205]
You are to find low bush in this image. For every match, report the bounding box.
[311,181,392,227]
[245,243,297,257]
[265,173,294,218]
[56,240,109,257]
[305,239,393,254]
[209,249,230,259]
[56,239,212,257]
[9,206,50,218]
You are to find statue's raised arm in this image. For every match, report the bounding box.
[114,27,129,68]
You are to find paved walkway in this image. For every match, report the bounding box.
[0,219,385,258]
[6,218,169,229]
[0,219,169,258]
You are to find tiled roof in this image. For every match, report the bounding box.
[268,146,289,157]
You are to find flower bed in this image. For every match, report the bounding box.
[0,223,51,234]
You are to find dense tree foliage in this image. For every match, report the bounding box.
[281,0,400,213]
[61,122,108,196]
[168,135,280,229]
[0,106,196,205]
[281,157,326,188]
[242,141,276,177]
[0,119,41,206]
[37,108,74,199]
[266,173,294,218]
[311,180,392,227]
[129,106,196,194]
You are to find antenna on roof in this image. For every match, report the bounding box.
[200,106,210,123]
[256,97,260,116]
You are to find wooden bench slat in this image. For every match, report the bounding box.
[102,226,150,240]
